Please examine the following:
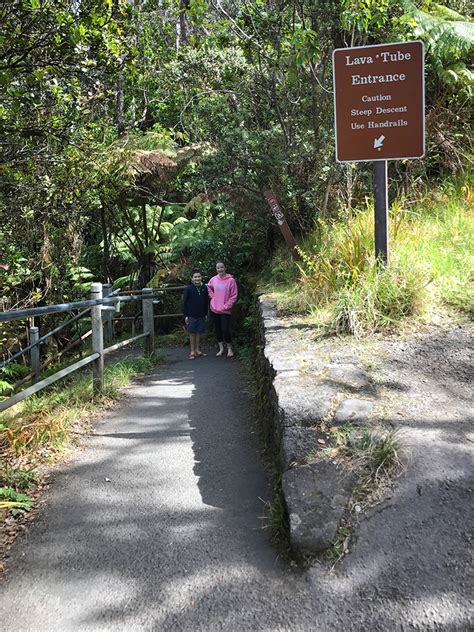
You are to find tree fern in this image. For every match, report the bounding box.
[402,1,473,95]
[430,3,466,22]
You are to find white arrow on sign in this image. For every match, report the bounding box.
[374,135,385,150]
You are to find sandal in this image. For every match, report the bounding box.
[189,354,196,360]
[196,351,207,357]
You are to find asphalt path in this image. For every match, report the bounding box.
[0,347,471,631]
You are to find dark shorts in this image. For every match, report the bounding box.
[187,316,206,334]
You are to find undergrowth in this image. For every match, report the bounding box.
[262,176,473,334]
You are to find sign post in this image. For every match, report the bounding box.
[332,41,425,263]
[263,190,299,260]
[373,160,388,263]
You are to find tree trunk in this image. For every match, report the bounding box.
[176,0,188,50]
[179,0,188,45]
[116,72,126,137]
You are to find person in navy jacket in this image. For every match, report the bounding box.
[182,269,209,359]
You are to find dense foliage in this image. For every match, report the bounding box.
[1,0,472,334]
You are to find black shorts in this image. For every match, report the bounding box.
[187,316,206,334]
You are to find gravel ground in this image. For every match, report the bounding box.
[319,323,474,631]
[0,325,472,631]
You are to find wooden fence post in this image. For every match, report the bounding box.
[102,283,114,344]
[91,282,104,393]
[142,288,154,356]
[30,326,40,384]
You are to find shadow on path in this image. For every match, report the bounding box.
[0,344,472,631]
[0,347,297,631]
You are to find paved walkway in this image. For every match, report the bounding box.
[0,347,471,631]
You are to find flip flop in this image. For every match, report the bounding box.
[189,354,196,360]
[196,351,207,357]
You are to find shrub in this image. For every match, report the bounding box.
[330,260,429,336]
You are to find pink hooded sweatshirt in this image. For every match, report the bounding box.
[207,273,238,315]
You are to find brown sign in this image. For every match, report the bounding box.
[333,41,425,162]
[263,190,299,260]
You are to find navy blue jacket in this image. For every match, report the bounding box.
[183,283,209,318]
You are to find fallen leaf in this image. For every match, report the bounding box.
[317,438,326,445]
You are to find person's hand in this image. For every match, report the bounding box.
[185,317,189,324]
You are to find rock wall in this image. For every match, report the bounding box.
[256,297,375,555]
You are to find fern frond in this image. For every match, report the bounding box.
[431,3,468,22]
[403,1,474,63]
[440,62,473,95]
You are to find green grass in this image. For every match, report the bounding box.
[260,485,291,557]
[325,524,351,567]
[2,355,156,453]
[396,183,473,314]
[262,176,473,333]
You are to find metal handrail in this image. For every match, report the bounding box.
[0,288,122,369]
[1,308,87,369]
[0,292,161,323]
[0,353,99,414]
[116,285,185,295]
[0,283,161,413]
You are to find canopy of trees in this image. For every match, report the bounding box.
[1,0,472,313]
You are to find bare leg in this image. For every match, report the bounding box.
[189,333,197,358]
[227,343,234,358]
[216,342,224,356]
[195,333,201,356]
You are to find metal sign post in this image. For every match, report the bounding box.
[373,161,388,263]
[332,41,425,264]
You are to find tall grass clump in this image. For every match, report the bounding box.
[330,260,429,335]
[266,176,472,333]
[344,430,405,491]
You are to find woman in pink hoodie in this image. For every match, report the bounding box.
[207,260,238,357]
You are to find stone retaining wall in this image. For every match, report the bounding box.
[257,297,375,555]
